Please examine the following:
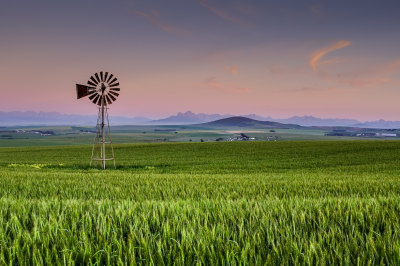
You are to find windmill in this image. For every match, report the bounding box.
[75,71,120,169]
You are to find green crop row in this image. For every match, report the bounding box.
[1,198,400,265]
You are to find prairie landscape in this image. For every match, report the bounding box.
[2,0,400,264]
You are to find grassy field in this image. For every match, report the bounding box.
[0,125,369,147]
[1,141,400,264]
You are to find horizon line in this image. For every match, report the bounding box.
[0,109,398,123]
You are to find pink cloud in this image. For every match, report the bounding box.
[267,64,308,75]
[205,76,223,89]
[200,0,247,26]
[333,59,400,87]
[295,87,342,93]
[306,41,397,88]
[134,10,189,34]
[205,77,251,94]
[310,40,351,71]
[339,77,390,87]
[376,59,400,75]
[234,2,259,16]
[234,87,251,93]
[228,65,239,75]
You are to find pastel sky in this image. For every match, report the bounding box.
[1,0,400,120]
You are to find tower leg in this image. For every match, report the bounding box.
[101,96,106,169]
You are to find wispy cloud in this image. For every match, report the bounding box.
[337,59,400,79]
[339,77,390,87]
[309,40,351,72]
[267,64,308,75]
[335,60,400,87]
[376,60,400,75]
[295,87,341,93]
[134,10,189,34]
[316,70,391,88]
[205,77,251,93]
[234,2,259,16]
[228,65,238,75]
[200,0,247,26]
[298,87,322,92]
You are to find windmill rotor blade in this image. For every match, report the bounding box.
[109,77,117,85]
[89,93,98,100]
[109,91,119,96]
[104,72,109,82]
[110,88,120,91]
[87,88,96,96]
[98,96,104,106]
[106,74,114,83]
[94,73,101,83]
[92,94,100,104]
[105,95,112,105]
[87,80,97,87]
[100,71,104,82]
[109,91,119,97]
[108,93,117,102]
[109,82,119,87]
[89,76,98,85]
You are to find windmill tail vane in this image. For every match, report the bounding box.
[75,71,120,169]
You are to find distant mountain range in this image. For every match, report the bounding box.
[150,111,361,126]
[151,111,400,129]
[150,111,231,124]
[0,111,150,126]
[273,116,360,127]
[352,119,400,129]
[1,110,400,129]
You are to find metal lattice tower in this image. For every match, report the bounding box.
[91,93,115,169]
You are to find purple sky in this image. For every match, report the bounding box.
[1,0,400,120]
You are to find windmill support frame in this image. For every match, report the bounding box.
[90,96,116,169]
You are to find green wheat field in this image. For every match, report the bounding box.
[1,140,400,264]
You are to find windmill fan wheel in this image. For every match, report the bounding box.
[76,71,120,106]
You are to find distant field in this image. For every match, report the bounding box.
[1,141,400,264]
[0,125,383,147]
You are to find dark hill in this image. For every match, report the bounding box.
[199,116,303,129]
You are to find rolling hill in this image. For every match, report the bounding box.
[198,116,303,129]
